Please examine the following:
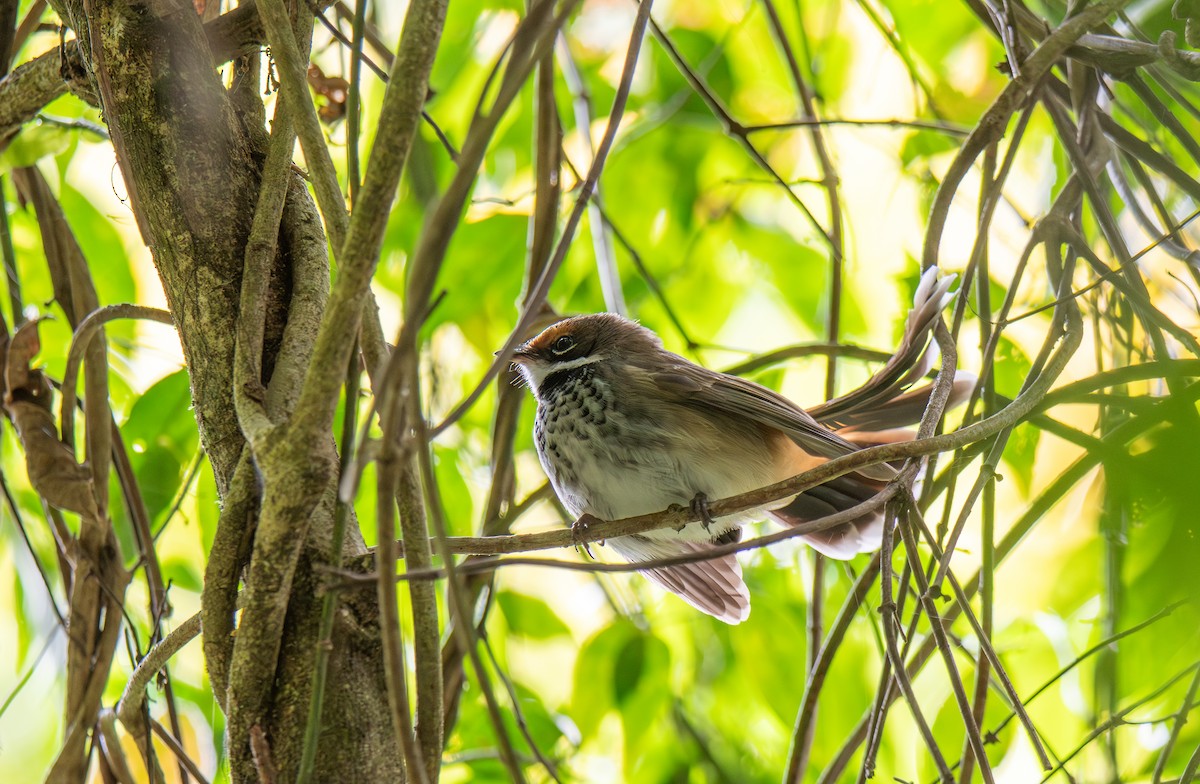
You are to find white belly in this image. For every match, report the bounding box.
[538,402,779,543]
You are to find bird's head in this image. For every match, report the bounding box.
[510,313,662,397]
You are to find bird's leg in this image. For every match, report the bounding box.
[571,512,602,559]
[690,492,715,530]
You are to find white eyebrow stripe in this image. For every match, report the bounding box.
[548,354,603,372]
[519,352,604,395]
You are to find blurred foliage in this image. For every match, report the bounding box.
[1,0,1200,781]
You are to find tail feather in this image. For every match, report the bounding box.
[608,535,750,624]
[834,373,977,432]
[779,476,876,519]
[768,479,885,560]
[791,512,884,559]
[769,457,898,559]
[810,267,958,427]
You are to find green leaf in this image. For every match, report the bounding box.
[616,633,671,774]
[571,623,633,736]
[10,567,30,671]
[900,130,961,167]
[612,632,646,704]
[58,182,137,307]
[131,442,183,525]
[122,370,197,460]
[993,335,1031,399]
[1003,421,1040,495]
[122,370,198,523]
[508,681,572,755]
[196,458,219,554]
[496,590,571,639]
[162,556,203,593]
[0,124,70,172]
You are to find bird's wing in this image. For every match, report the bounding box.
[643,364,894,481]
[608,535,750,625]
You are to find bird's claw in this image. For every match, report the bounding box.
[690,492,715,530]
[571,513,600,559]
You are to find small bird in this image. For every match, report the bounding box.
[510,269,960,623]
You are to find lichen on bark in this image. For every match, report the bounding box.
[54,0,402,779]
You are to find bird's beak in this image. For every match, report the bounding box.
[499,346,534,365]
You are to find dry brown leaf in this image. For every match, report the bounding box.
[5,318,43,397]
[307,63,349,123]
[3,320,99,519]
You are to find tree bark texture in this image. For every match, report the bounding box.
[54,0,401,780]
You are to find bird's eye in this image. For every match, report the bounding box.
[551,335,576,355]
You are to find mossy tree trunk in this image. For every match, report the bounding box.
[51,0,405,779]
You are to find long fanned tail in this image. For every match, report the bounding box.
[608,535,751,624]
[809,266,964,428]
[831,373,977,432]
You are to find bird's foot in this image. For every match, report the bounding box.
[690,492,715,530]
[571,513,602,559]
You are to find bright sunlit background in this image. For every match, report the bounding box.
[2,0,1199,781]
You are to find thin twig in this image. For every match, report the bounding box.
[256,0,347,249]
[923,0,1133,271]
[759,0,845,398]
[1038,663,1200,783]
[785,556,881,780]
[1154,665,1200,783]
[818,374,1199,782]
[557,36,624,314]
[342,487,899,586]
[0,470,66,627]
[115,612,202,728]
[428,0,636,437]
[289,0,445,439]
[150,719,211,784]
[879,494,952,781]
[59,304,174,455]
[374,346,435,781]
[645,14,835,253]
[744,117,970,134]
[897,506,996,783]
[480,627,563,782]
